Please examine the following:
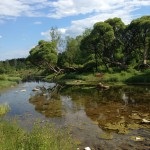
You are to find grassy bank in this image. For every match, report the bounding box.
[103,69,150,85]
[0,104,77,150]
[52,72,100,85]
[0,74,21,89]
[0,121,76,150]
[45,69,150,86]
[1,68,149,88]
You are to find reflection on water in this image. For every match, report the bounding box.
[0,82,150,149]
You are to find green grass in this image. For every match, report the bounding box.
[0,103,10,116]
[0,103,76,150]
[102,69,150,84]
[53,72,101,85]
[126,69,150,84]
[103,72,132,83]
[102,70,141,83]
[0,121,76,150]
[0,74,21,89]
[52,69,150,85]
[0,80,17,89]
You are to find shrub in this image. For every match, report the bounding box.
[0,74,8,80]
[83,60,96,72]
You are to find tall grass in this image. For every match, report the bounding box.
[0,74,21,89]
[0,121,76,150]
[126,69,150,83]
[0,74,21,82]
[0,103,10,116]
[0,102,77,150]
[103,70,141,83]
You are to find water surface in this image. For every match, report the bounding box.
[0,82,150,149]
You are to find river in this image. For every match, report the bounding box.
[0,81,150,149]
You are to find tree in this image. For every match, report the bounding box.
[50,27,62,53]
[105,18,126,65]
[125,16,150,66]
[80,22,114,71]
[27,40,58,73]
[137,16,150,65]
[57,29,91,69]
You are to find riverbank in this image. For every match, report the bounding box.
[0,103,77,150]
[1,69,150,89]
[0,120,76,150]
[0,74,21,89]
[44,69,150,86]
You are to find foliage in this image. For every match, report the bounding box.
[82,60,96,72]
[80,22,115,71]
[79,16,150,72]
[0,58,27,74]
[27,40,58,73]
[1,15,150,84]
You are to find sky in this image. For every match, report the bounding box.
[0,0,150,61]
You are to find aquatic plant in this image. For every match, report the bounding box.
[99,132,113,140]
[0,103,10,116]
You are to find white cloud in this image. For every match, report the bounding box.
[39,0,150,38]
[0,35,2,38]
[0,0,149,20]
[0,0,50,22]
[41,6,134,38]
[0,0,30,17]
[0,0,149,25]
[41,30,50,40]
[34,21,42,24]
[47,0,150,18]
[0,0,150,40]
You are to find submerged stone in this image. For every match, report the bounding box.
[130,136,144,141]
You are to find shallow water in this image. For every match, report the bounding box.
[0,82,150,149]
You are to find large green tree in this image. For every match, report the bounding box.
[58,29,91,68]
[80,22,114,71]
[105,18,126,67]
[27,40,58,72]
[124,16,150,66]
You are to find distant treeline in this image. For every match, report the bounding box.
[0,58,27,74]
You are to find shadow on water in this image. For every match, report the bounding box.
[0,82,150,149]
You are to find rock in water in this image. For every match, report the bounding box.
[84,147,91,150]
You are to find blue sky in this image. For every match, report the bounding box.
[0,0,150,61]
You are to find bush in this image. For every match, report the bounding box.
[120,71,127,76]
[83,60,96,72]
[0,74,8,80]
